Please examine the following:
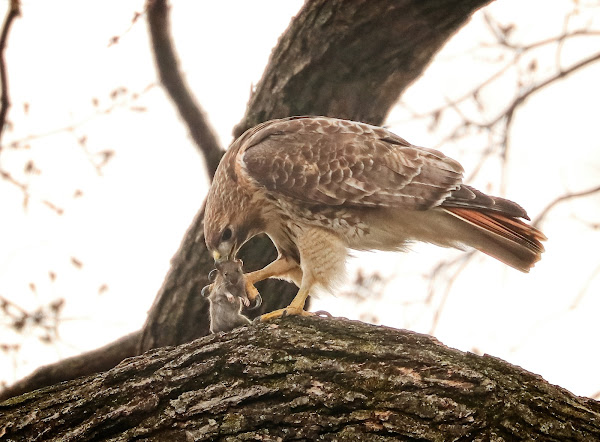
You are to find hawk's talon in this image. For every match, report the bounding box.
[313,310,333,318]
[247,292,262,310]
[244,279,260,303]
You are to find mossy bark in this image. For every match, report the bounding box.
[2,317,599,441]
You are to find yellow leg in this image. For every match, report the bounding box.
[259,287,313,321]
[245,257,298,284]
[243,257,300,303]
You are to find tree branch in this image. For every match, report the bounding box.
[146,0,223,178]
[0,0,19,145]
[235,0,493,137]
[0,332,140,401]
[533,184,600,228]
[1,318,599,440]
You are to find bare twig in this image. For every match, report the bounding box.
[491,52,600,129]
[428,252,476,335]
[146,0,223,179]
[0,167,64,214]
[533,184,600,228]
[0,0,20,145]
[569,264,600,310]
[2,83,155,149]
[396,28,600,127]
[0,294,64,341]
[108,8,147,47]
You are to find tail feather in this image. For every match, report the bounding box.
[444,207,546,272]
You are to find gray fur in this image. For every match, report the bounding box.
[202,260,251,333]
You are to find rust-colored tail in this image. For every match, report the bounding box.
[444,207,546,272]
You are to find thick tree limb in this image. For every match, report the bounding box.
[0,0,492,399]
[1,318,598,440]
[147,0,222,178]
[236,0,493,137]
[0,332,140,401]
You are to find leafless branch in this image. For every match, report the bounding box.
[0,167,64,214]
[3,83,155,150]
[0,0,20,145]
[569,264,600,310]
[108,8,147,47]
[0,294,65,343]
[490,51,600,129]
[533,184,600,228]
[427,252,476,335]
[146,0,223,179]
[397,28,600,127]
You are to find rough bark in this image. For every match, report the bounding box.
[236,0,490,137]
[0,0,492,400]
[1,317,598,441]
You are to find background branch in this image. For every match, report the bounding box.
[533,184,600,228]
[147,0,223,178]
[0,0,20,145]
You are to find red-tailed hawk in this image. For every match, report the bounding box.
[204,116,546,320]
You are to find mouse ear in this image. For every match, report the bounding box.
[201,285,211,298]
[235,258,244,268]
[208,268,219,282]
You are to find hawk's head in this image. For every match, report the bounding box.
[204,178,263,263]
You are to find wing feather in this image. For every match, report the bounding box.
[240,116,465,211]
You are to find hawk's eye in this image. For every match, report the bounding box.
[221,227,233,242]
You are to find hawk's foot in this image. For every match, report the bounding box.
[244,279,260,302]
[258,307,314,322]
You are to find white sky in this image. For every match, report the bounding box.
[1,0,599,398]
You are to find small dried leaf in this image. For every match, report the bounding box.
[97,150,115,166]
[528,59,537,72]
[13,317,26,332]
[39,334,52,344]
[24,160,41,175]
[70,257,83,269]
[50,298,65,312]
